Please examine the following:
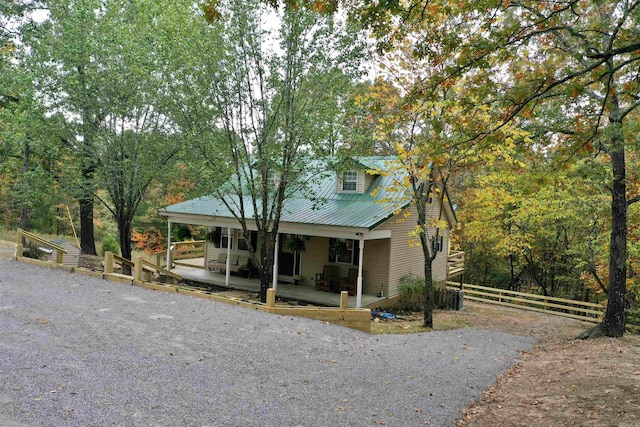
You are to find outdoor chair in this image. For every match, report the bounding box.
[208,253,227,271]
[315,265,340,292]
[339,268,358,296]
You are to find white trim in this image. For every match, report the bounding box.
[160,215,392,241]
[166,221,172,270]
[272,233,279,291]
[225,227,231,287]
[356,234,364,308]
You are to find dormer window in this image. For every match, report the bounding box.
[342,171,358,192]
[267,170,279,189]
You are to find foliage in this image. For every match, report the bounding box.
[398,275,426,312]
[355,0,640,337]
[100,234,120,256]
[457,157,610,303]
[180,0,366,302]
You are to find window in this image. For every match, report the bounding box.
[238,231,257,251]
[267,170,279,189]
[431,235,444,253]
[341,171,358,192]
[328,238,359,265]
[220,228,232,249]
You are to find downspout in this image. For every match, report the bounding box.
[356,234,365,308]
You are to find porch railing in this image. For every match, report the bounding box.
[154,240,206,266]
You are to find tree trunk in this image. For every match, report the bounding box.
[118,216,132,261]
[20,138,31,230]
[422,244,435,328]
[79,195,97,255]
[580,107,627,339]
[600,140,627,337]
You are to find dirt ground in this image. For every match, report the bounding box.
[447,303,640,427]
[2,243,638,426]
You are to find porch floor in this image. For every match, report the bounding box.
[170,260,385,308]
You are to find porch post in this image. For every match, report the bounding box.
[356,234,365,308]
[272,233,279,291]
[166,221,172,270]
[225,227,231,287]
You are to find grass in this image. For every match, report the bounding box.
[371,309,476,334]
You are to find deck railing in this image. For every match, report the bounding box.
[447,250,465,278]
[154,240,207,267]
[104,251,181,285]
[447,281,605,323]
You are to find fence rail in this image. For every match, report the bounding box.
[16,228,67,264]
[447,281,605,323]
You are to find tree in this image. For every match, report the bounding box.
[1,4,62,233]
[458,157,609,303]
[358,0,640,337]
[194,0,365,302]
[353,37,525,327]
[25,0,188,258]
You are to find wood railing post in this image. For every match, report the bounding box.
[266,288,276,307]
[133,255,143,282]
[15,243,23,260]
[104,251,114,274]
[340,291,348,309]
[56,249,64,265]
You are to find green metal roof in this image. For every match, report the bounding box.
[159,156,412,230]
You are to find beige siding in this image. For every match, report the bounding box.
[363,172,376,192]
[363,238,390,296]
[376,201,451,298]
[300,236,330,285]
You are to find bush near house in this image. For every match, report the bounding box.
[398,275,460,311]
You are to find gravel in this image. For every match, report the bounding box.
[0,258,533,426]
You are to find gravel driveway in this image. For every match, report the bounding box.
[0,259,533,426]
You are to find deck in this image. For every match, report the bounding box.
[170,260,385,308]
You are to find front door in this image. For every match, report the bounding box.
[278,235,301,277]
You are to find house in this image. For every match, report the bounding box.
[158,156,462,308]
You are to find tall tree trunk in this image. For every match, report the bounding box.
[20,138,31,230]
[79,163,97,255]
[118,216,132,261]
[600,130,627,337]
[79,195,97,255]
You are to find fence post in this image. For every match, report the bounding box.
[133,256,143,282]
[266,288,276,307]
[340,291,348,309]
[104,251,114,274]
[56,249,64,265]
[15,243,23,260]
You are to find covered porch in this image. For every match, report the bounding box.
[170,261,386,308]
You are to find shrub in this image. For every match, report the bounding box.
[24,241,50,260]
[101,235,120,256]
[398,275,461,311]
[398,275,426,311]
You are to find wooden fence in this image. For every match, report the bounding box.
[447,281,605,323]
